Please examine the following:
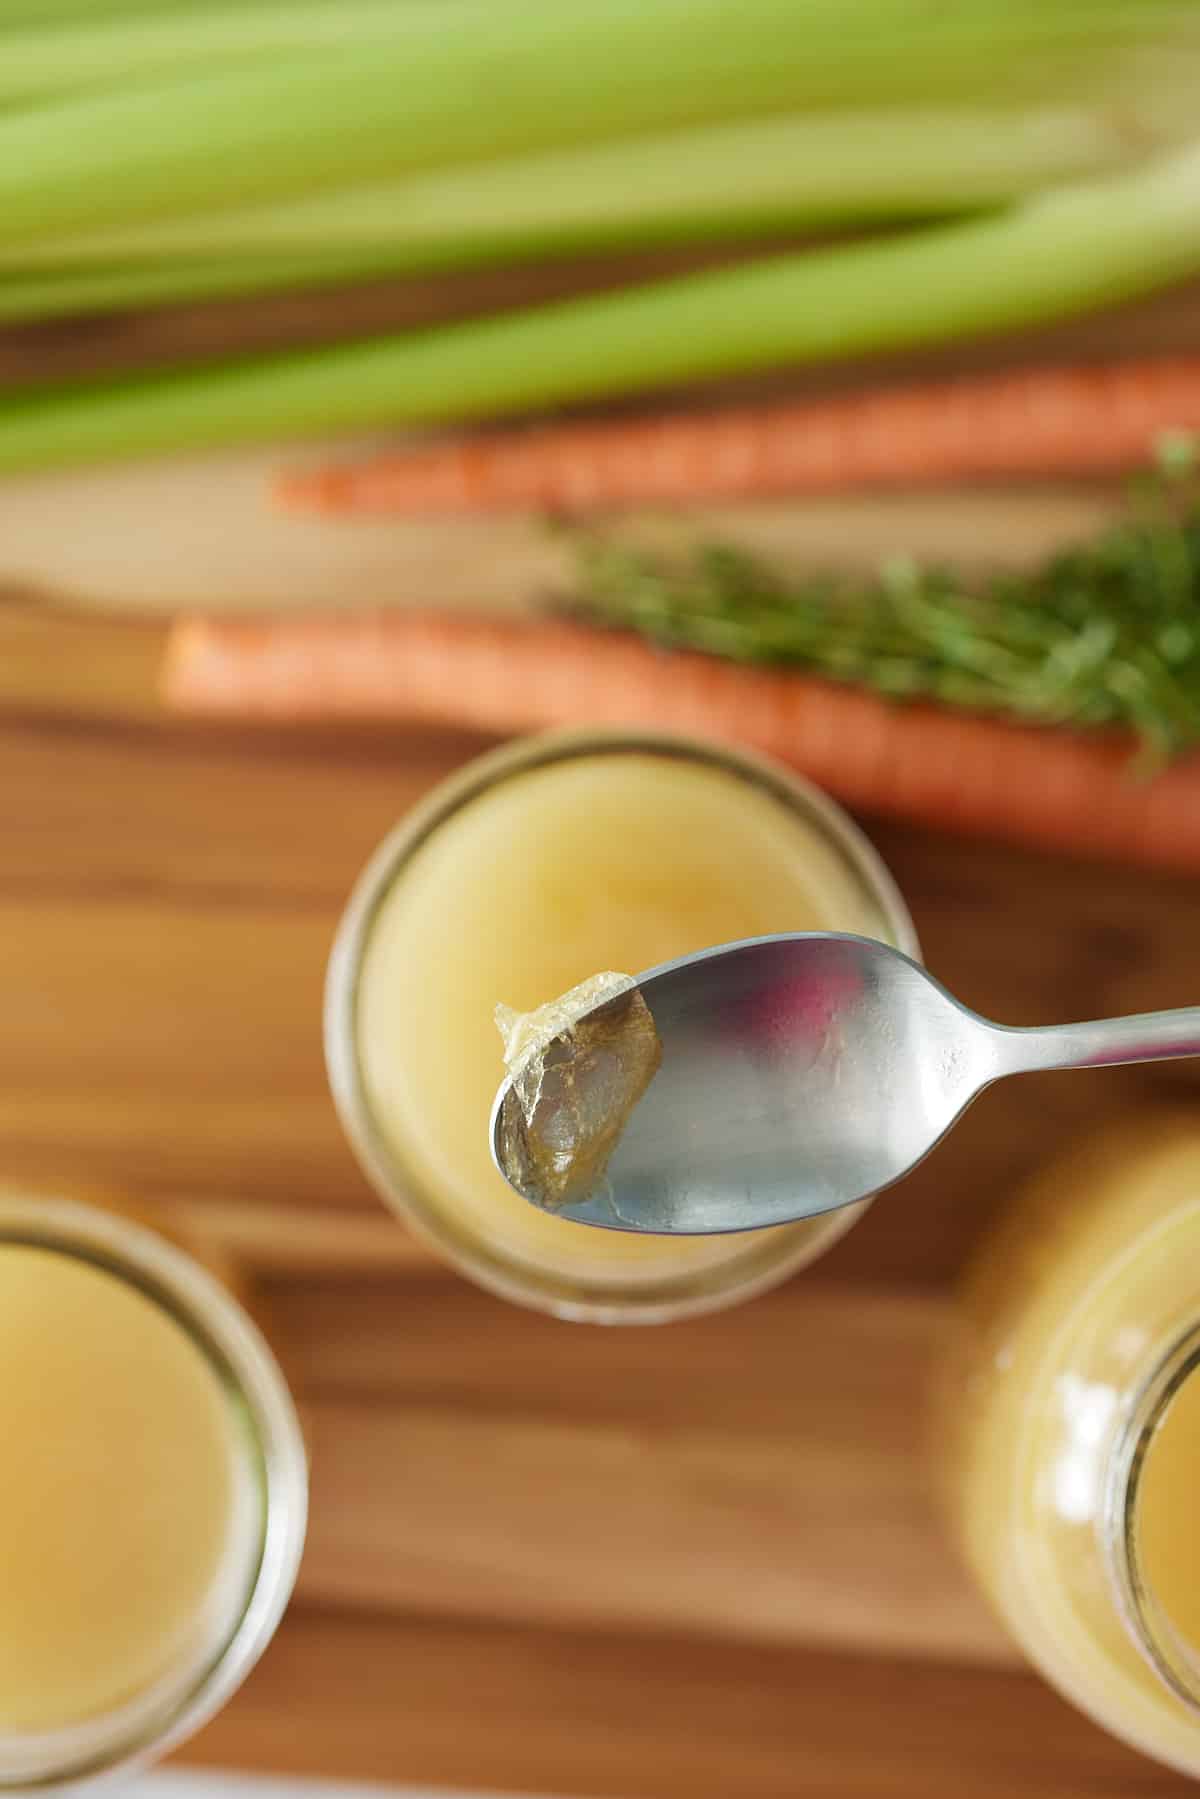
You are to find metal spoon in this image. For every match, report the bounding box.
[490,933,1200,1236]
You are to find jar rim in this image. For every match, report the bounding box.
[325,728,919,1324]
[0,1194,308,1792]
[1106,1319,1200,1717]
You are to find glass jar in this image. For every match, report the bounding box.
[326,729,918,1324]
[0,1193,308,1792]
[937,1112,1200,1776]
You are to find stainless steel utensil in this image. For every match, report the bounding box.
[491,933,1200,1235]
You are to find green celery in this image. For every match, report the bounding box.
[0,106,1169,285]
[1,0,1197,246]
[0,251,387,322]
[0,0,450,103]
[1,140,1198,472]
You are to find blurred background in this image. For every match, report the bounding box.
[4,3,1200,1795]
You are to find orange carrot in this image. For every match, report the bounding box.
[274,356,1200,517]
[163,610,1200,875]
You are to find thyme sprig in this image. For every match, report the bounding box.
[566,459,1200,758]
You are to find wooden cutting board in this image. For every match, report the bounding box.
[3,597,1197,1799]
[0,447,1131,614]
[1,272,1198,1797]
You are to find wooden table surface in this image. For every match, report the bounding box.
[2,276,1199,1797]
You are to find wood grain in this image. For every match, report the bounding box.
[188,1607,1179,1799]
[0,597,164,718]
[280,1278,1006,1665]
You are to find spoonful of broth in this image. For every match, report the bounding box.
[490,934,1200,1235]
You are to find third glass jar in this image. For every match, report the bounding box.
[937,1111,1200,1776]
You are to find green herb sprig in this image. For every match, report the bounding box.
[566,459,1200,760]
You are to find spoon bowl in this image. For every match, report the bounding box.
[490,933,1200,1235]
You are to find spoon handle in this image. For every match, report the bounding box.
[992,1007,1200,1078]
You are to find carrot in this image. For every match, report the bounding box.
[274,355,1200,516]
[162,609,1200,876]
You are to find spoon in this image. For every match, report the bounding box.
[490,933,1200,1235]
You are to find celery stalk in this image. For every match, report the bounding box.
[0,104,1171,327]
[0,0,450,103]
[2,0,1198,246]
[0,0,214,26]
[0,0,217,20]
[1,140,1198,473]
[0,106,1171,290]
[0,252,382,322]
